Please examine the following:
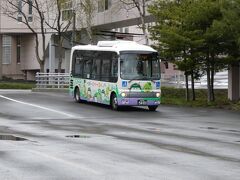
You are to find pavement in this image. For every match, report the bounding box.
[0,90,240,180]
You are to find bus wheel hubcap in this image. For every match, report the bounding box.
[112,97,117,109]
[75,89,80,101]
[114,98,117,106]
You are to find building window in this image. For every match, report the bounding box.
[2,35,12,65]
[108,0,112,9]
[98,0,111,12]
[17,16,22,22]
[61,0,72,10]
[16,36,21,64]
[62,10,73,21]
[18,0,22,13]
[28,16,33,22]
[98,0,104,12]
[61,1,73,21]
[17,0,22,22]
[105,0,109,10]
[105,0,111,10]
[28,0,33,22]
[28,0,32,14]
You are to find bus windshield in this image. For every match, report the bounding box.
[120,51,160,80]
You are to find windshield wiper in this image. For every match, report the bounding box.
[138,76,157,83]
[127,76,158,83]
[129,77,141,83]
[149,78,156,83]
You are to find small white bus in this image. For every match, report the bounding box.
[69,40,161,111]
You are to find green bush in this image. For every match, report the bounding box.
[0,82,35,89]
[161,87,240,110]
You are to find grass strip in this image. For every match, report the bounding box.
[161,86,240,111]
[0,82,35,89]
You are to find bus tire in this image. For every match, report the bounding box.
[148,105,158,111]
[111,93,118,110]
[74,87,81,103]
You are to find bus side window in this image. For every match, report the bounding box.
[92,55,101,80]
[74,58,82,77]
[111,53,118,82]
[83,59,92,79]
[101,58,110,82]
[72,51,83,77]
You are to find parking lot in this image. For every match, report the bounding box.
[0,90,240,180]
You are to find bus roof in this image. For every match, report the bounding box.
[72,40,157,53]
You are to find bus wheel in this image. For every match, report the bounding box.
[111,94,118,110]
[74,88,81,103]
[148,105,158,111]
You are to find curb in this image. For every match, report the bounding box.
[32,88,68,93]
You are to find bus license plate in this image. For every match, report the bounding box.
[138,100,147,105]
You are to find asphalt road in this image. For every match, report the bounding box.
[0,90,240,180]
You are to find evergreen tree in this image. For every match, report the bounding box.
[149,0,203,101]
[149,0,240,102]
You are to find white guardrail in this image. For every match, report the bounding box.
[36,73,70,89]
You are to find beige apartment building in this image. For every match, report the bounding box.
[0,0,77,80]
[0,0,155,80]
[0,0,50,80]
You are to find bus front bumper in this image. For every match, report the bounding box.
[117,98,160,106]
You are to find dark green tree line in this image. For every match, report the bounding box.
[149,0,240,102]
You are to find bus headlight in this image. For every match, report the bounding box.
[121,92,126,97]
[156,93,160,98]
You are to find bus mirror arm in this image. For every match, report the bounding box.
[151,79,156,83]
[129,79,133,84]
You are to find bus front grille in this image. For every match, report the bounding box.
[127,92,157,98]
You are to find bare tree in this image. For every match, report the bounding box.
[77,0,96,44]
[120,0,150,45]
[45,0,72,73]
[2,0,48,72]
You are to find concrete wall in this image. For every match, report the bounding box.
[91,0,153,29]
[45,35,72,73]
[1,0,36,34]
[72,0,154,32]
[0,33,49,80]
[0,14,32,34]
[0,0,54,34]
[21,35,39,70]
[0,0,48,80]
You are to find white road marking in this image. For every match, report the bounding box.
[27,150,101,175]
[0,95,75,118]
